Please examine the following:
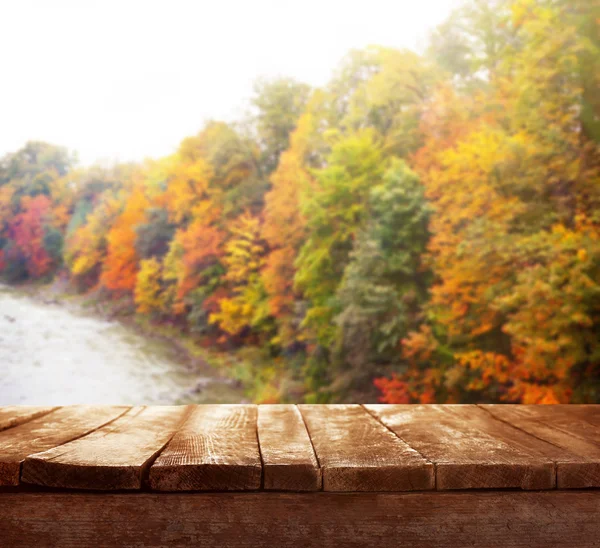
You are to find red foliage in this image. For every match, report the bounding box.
[8,195,53,278]
[374,375,411,404]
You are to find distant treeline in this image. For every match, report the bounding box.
[1,0,599,403]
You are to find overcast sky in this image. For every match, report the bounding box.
[1,0,459,166]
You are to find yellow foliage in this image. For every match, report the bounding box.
[134,258,164,314]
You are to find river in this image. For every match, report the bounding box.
[0,285,245,405]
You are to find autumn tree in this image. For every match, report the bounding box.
[6,196,54,279]
[338,47,441,157]
[101,183,149,293]
[2,4,599,406]
[64,192,122,290]
[210,212,271,340]
[0,142,74,281]
[134,257,164,315]
[296,130,385,347]
[332,160,430,399]
[261,106,322,347]
[377,0,600,404]
[250,77,311,174]
[427,0,514,83]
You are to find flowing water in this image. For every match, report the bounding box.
[0,285,244,405]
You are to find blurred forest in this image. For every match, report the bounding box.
[1,0,599,404]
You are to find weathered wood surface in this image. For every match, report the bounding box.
[0,406,57,432]
[0,404,599,492]
[258,404,321,490]
[481,404,600,488]
[2,491,600,548]
[366,404,577,489]
[299,404,434,491]
[149,404,262,491]
[0,405,127,486]
[554,404,600,425]
[22,406,188,490]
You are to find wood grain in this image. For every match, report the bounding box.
[366,404,556,490]
[22,406,189,490]
[149,404,262,491]
[553,404,600,425]
[299,404,434,491]
[0,405,127,486]
[1,404,600,496]
[481,404,600,488]
[485,405,600,443]
[2,491,600,547]
[0,406,58,432]
[440,404,594,470]
[258,404,321,491]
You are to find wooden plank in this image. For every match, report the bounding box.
[0,405,127,486]
[299,404,433,492]
[22,406,189,490]
[486,405,600,442]
[445,405,600,489]
[149,404,262,491]
[258,404,321,491]
[554,404,600,426]
[481,404,600,488]
[366,404,556,490]
[0,406,58,432]
[2,491,600,547]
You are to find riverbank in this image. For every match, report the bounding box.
[1,281,248,404]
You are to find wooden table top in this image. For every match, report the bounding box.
[1,404,599,492]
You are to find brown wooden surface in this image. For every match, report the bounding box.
[481,404,600,488]
[484,404,600,442]
[0,405,127,486]
[299,404,434,491]
[2,491,600,548]
[0,406,57,432]
[149,404,262,491]
[555,404,600,425]
[366,404,561,489]
[0,404,599,492]
[22,406,189,490]
[365,405,555,490]
[258,404,321,491]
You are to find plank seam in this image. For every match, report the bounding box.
[296,405,324,491]
[0,407,61,433]
[476,405,559,488]
[255,406,265,491]
[361,405,438,489]
[141,404,195,490]
[18,406,132,484]
[39,408,139,462]
[523,413,600,447]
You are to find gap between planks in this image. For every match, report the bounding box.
[475,404,560,488]
[22,406,192,490]
[478,405,600,488]
[361,404,438,489]
[255,410,265,491]
[2,404,600,492]
[0,406,131,486]
[0,407,60,432]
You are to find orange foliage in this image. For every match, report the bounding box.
[101,187,149,292]
[261,112,315,344]
[178,221,224,299]
[375,326,445,404]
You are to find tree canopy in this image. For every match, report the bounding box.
[2,0,599,404]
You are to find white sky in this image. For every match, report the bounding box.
[0,0,459,166]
